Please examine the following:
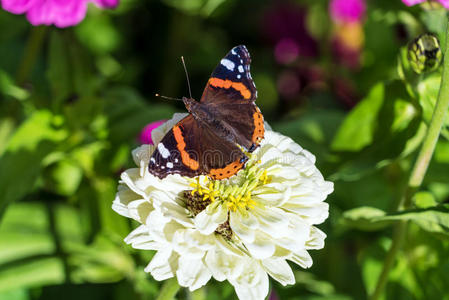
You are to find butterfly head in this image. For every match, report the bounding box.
[182,96,198,113]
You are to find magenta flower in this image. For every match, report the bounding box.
[1,0,119,28]
[402,0,449,9]
[139,120,166,145]
[329,0,366,23]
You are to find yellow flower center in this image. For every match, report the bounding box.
[188,158,271,214]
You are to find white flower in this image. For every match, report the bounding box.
[113,113,333,300]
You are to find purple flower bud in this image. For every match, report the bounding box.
[139,120,166,145]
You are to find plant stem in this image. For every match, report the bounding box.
[369,16,449,300]
[16,26,48,85]
[156,278,181,300]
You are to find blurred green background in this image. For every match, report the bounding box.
[1,0,449,299]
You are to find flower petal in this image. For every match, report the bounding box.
[176,256,212,291]
[262,258,295,286]
[289,249,313,269]
[145,247,178,280]
[230,212,255,243]
[194,203,227,234]
[245,232,275,259]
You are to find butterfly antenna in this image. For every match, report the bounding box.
[155,94,183,101]
[181,56,193,99]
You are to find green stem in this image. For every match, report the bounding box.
[16,26,48,85]
[369,16,449,300]
[156,278,181,300]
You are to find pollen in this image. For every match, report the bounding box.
[186,156,271,214]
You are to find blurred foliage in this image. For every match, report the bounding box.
[1,0,449,299]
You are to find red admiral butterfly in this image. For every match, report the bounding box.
[149,45,264,180]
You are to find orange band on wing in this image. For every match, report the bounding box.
[208,78,251,99]
[209,158,246,180]
[173,125,199,170]
[252,107,264,144]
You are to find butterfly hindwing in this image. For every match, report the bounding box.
[201,45,257,103]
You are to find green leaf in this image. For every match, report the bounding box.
[330,81,420,181]
[0,202,85,265]
[43,159,83,196]
[379,206,449,238]
[69,235,134,284]
[416,74,448,126]
[0,203,54,264]
[331,83,385,152]
[413,191,437,209]
[0,289,29,300]
[0,111,68,218]
[0,70,29,101]
[0,258,65,292]
[341,206,392,231]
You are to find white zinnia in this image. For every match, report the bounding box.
[113,113,333,300]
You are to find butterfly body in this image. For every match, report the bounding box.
[149,45,264,180]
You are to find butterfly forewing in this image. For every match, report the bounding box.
[200,45,257,102]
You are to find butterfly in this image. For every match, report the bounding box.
[149,45,264,180]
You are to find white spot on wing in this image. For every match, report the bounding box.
[150,157,155,163]
[237,74,241,79]
[238,65,244,73]
[220,58,235,71]
[175,158,179,163]
[231,48,237,55]
[166,162,173,168]
[158,143,170,158]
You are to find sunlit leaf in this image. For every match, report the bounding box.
[379,206,449,238]
[0,111,68,218]
[331,83,385,152]
[341,206,392,231]
[0,258,65,292]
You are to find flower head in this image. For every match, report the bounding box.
[1,0,119,28]
[329,0,366,23]
[113,113,333,300]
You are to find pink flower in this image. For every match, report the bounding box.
[139,120,166,145]
[402,0,426,5]
[402,0,449,8]
[329,0,366,23]
[0,0,119,28]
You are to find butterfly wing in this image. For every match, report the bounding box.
[200,45,257,103]
[148,115,201,178]
[149,115,248,180]
[200,45,264,152]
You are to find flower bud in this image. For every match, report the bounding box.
[408,33,442,74]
